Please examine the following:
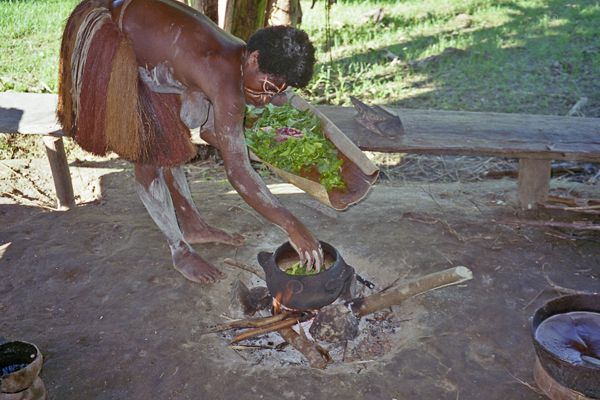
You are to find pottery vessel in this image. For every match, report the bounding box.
[0,341,47,400]
[257,241,355,310]
[531,294,600,398]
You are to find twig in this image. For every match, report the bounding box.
[504,367,543,395]
[0,161,55,202]
[521,289,545,310]
[544,274,595,295]
[503,218,600,231]
[228,344,278,351]
[541,204,600,215]
[567,96,588,117]
[223,258,265,280]
[1,191,55,211]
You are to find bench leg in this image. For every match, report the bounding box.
[518,158,551,210]
[43,136,75,210]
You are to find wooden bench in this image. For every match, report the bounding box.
[1,92,599,210]
[0,92,74,210]
[318,106,600,209]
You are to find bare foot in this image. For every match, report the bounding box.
[171,246,225,284]
[182,224,245,246]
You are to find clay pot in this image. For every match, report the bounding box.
[257,241,355,310]
[531,294,600,398]
[0,341,47,400]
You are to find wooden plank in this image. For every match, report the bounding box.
[317,106,600,162]
[43,136,75,210]
[518,159,551,210]
[0,92,62,135]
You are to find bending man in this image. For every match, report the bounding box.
[57,0,323,283]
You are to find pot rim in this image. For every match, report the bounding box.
[531,293,600,376]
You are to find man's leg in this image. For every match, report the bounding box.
[134,164,225,283]
[163,166,244,246]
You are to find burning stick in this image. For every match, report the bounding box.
[350,266,473,317]
[230,318,304,344]
[209,312,296,333]
[278,327,332,369]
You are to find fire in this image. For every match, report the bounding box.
[272,293,283,315]
[272,286,295,314]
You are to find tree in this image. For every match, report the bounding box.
[265,0,302,27]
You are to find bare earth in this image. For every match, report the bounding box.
[1,155,599,400]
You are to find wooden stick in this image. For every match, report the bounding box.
[502,219,600,231]
[278,327,332,369]
[209,312,294,332]
[541,204,600,215]
[223,258,265,280]
[230,318,301,344]
[351,266,473,317]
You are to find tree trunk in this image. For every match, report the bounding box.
[265,0,302,27]
[223,0,268,41]
[190,0,219,24]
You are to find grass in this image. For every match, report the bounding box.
[300,0,600,115]
[0,0,599,158]
[0,0,79,93]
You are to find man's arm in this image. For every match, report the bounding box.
[193,56,320,268]
[212,93,323,268]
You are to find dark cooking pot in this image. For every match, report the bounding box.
[531,294,600,398]
[257,241,355,310]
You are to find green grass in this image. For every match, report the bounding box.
[0,0,598,115]
[0,0,79,93]
[300,0,600,115]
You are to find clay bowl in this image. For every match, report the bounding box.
[0,341,43,394]
[531,294,600,398]
[257,241,355,311]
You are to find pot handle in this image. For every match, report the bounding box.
[324,264,356,293]
[257,251,277,276]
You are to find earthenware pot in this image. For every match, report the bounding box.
[257,241,355,310]
[0,341,47,400]
[531,294,600,398]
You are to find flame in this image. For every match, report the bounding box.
[272,286,296,314]
[272,293,283,315]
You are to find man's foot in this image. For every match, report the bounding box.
[182,224,245,246]
[172,246,225,284]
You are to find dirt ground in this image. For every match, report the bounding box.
[1,153,599,400]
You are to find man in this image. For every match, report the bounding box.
[57,0,324,284]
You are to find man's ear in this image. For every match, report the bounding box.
[248,50,260,67]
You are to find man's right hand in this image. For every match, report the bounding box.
[287,222,324,272]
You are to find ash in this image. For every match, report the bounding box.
[222,275,414,368]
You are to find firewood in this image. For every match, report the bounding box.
[350,266,473,317]
[209,311,296,333]
[278,327,332,369]
[230,318,302,344]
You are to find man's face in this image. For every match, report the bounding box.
[243,51,287,106]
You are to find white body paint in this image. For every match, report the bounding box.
[135,168,189,257]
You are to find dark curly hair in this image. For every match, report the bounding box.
[247,26,316,88]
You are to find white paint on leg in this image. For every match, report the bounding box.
[135,168,189,255]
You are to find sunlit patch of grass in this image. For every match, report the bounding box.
[0,0,79,93]
[299,0,600,116]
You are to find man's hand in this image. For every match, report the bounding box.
[287,222,324,272]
